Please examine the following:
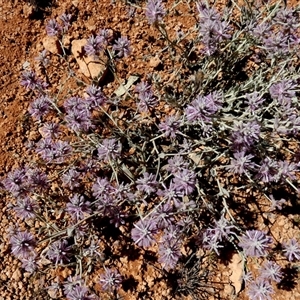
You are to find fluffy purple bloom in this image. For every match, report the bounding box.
[3,167,28,196]
[196,2,231,55]
[136,172,158,194]
[65,194,91,221]
[10,230,36,259]
[46,19,62,36]
[92,177,114,199]
[135,81,151,94]
[259,260,282,283]
[99,268,122,292]
[137,89,158,113]
[44,140,72,163]
[158,238,182,270]
[46,239,72,265]
[245,91,265,112]
[35,50,50,67]
[255,157,278,183]
[165,156,189,174]
[246,278,274,300]
[64,96,86,111]
[172,169,196,195]
[277,160,298,181]
[269,195,287,211]
[238,230,273,257]
[226,151,255,175]
[27,168,48,191]
[28,95,52,120]
[269,80,297,106]
[185,91,222,123]
[112,36,131,58]
[59,13,72,32]
[145,0,166,24]
[97,138,122,162]
[66,285,97,300]
[131,219,158,247]
[282,238,300,261]
[20,253,38,273]
[40,122,61,138]
[231,121,261,151]
[14,197,38,220]
[85,85,106,108]
[20,70,48,91]
[156,182,183,201]
[65,108,94,132]
[84,35,106,56]
[62,168,81,190]
[151,201,175,229]
[159,115,181,138]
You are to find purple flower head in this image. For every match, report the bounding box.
[238,230,273,257]
[151,201,175,229]
[40,122,61,138]
[159,115,181,138]
[46,239,72,265]
[259,260,282,283]
[245,91,265,113]
[135,81,151,94]
[3,167,28,196]
[62,168,81,190]
[145,0,166,24]
[64,96,86,112]
[85,85,106,108]
[185,91,222,123]
[246,278,274,300]
[59,13,72,32]
[14,197,38,220]
[208,215,236,242]
[158,238,182,270]
[231,121,261,151]
[92,177,115,199]
[136,172,158,195]
[165,156,189,174]
[156,182,183,201]
[20,253,38,273]
[255,157,278,183]
[28,95,51,120]
[98,28,114,44]
[65,108,93,132]
[45,140,72,164]
[46,19,62,37]
[99,268,122,292]
[9,230,36,259]
[84,35,106,56]
[282,238,300,261]
[35,50,50,67]
[20,70,48,91]
[65,285,97,300]
[97,138,122,162]
[137,89,158,113]
[277,160,298,181]
[226,151,255,175]
[269,80,297,107]
[196,2,231,55]
[65,194,91,222]
[172,168,196,195]
[112,36,131,58]
[131,218,158,247]
[201,230,224,255]
[269,195,287,211]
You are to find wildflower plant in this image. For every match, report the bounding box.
[3,0,300,299]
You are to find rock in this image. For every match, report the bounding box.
[42,36,62,55]
[22,4,34,18]
[71,39,108,80]
[149,56,161,68]
[12,269,22,281]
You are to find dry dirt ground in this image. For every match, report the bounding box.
[0,0,300,299]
